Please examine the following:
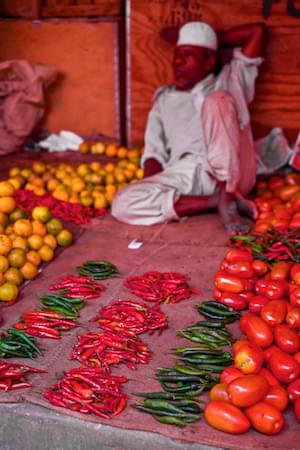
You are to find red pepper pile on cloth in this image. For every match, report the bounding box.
[44,367,127,418]
[96,300,168,335]
[71,331,152,370]
[0,361,45,391]
[14,310,78,339]
[124,271,201,304]
[49,275,106,299]
[14,189,105,225]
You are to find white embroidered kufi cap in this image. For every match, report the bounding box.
[177,22,218,51]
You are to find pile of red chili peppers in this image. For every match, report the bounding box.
[124,271,200,304]
[97,300,168,335]
[71,331,151,370]
[14,310,78,340]
[0,361,45,391]
[49,275,106,299]
[14,189,105,225]
[44,367,127,418]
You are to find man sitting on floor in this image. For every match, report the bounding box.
[112,21,295,233]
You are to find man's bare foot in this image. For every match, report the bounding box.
[218,190,253,234]
[235,195,258,220]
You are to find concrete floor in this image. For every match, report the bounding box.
[0,402,223,450]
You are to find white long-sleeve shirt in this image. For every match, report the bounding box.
[141,48,264,195]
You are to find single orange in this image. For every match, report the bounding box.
[31,220,47,237]
[43,234,57,250]
[0,234,12,255]
[0,196,16,214]
[32,206,52,223]
[0,282,18,302]
[14,219,33,237]
[0,255,9,272]
[26,250,41,267]
[8,248,26,268]
[32,161,46,174]
[0,181,15,197]
[20,261,38,280]
[38,244,54,262]
[46,218,63,236]
[9,208,27,223]
[28,234,44,250]
[4,267,23,286]
[12,236,28,251]
[0,212,9,227]
[56,229,73,247]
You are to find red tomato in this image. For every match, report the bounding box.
[278,184,300,201]
[215,271,245,294]
[219,292,247,311]
[274,324,300,354]
[239,291,254,302]
[209,383,230,402]
[261,300,288,327]
[264,385,289,411]
[285,173,300,185]
[213,288,222,300]
[255,278,269,295]
[289,286,300,307]
[287,377,300,402]
[294,351,300,364]
[225,261,254,279]
[291,264,300,286]
[294,398,300,422]
[227,375,269,408]
[245,402,284,435]
[220,367,245,384]
[269,350,300,383]
[219,259,229,271]
[265,280,289,300]
[270,262,290,281]
[286,307,300,329]
[268,176,285,191]
[204,400,250,434]
[240,314,273,348]
[225,249,253,263]
[252,259,269,276]
[234,342,264,374]
[289,218,300,229]
[232,339,250,355]
[242,277,258,292]
[249,295,270,315]
[264,345,282,362]
[258,368,280,386]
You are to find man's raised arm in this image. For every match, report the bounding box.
[217,23,267,58]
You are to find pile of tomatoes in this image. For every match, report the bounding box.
[255,173,300,232]
[204,246,300,435]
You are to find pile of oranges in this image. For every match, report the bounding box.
[8,157,144,210]
[0,180,73,302]
[254,172,300,232]
[79,141,143,160]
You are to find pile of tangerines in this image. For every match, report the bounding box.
[0,180,73,303]
[8,153,144,210]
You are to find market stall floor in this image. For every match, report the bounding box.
[0,210,299,450]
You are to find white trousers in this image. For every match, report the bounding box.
[112,91,291,225]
